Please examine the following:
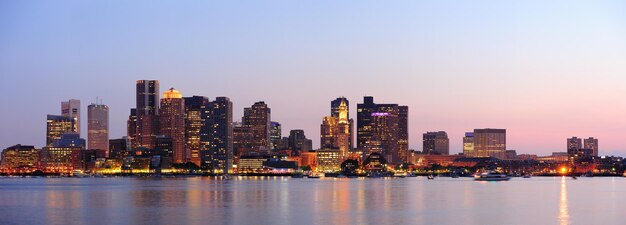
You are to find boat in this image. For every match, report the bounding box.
[474,171,511,181]
[427,174,435,180]
[394,172,407,178]
[307,173,321,179]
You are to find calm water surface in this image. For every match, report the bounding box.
[0,176,624,225]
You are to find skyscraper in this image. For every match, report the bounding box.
[288,129,312,153]
[46,115,77,146]
[269,121,282,151]
[159,88,186,164]
[61,99,81,133]
[584,137,598,157]
[423,131,449,155]
[567,137,582,156]
[134,80,160,149]
[472,128,506,158]
[242,101,271,154]
[357,96,408,163]
[87,102,109,155]
[203,97,233,173]
[184,96,211,167]
[127,109,138,149]
[320,97,352,159]
[463,132,475,156]
[398,106,409,161]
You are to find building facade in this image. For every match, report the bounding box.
[46,115,77,146]
[357,96,408,163]
[134,80,160,149]
[242,101,271,154]
[87,103,109,155]
[423,131,450,155]
[159,88,186,164]
[61,99,81,133]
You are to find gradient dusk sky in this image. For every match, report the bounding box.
[1,1,626,156]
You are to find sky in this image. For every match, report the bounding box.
[1,1,626,156]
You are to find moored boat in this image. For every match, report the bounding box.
[474,171,511,181]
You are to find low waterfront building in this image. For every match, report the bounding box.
[238,155,270,173]
[316,149,341,172]
[1,145,40,173]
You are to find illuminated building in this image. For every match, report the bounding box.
[203,97,233,173]
[362,152,388,172]
[61,99,81,133]
[321,97,352,159]
[471,128,506,158]
[134,80,160,149]
[159,88,186,163]
[463,132,474,156]
[1,145,40,171]
[238,155,269,173]
[288,129,312,154]
[242,101,271,154]
[41,146,81,173]
[109,137,130,159]
[331,97,354,150]
[357,96,408,163]
[87,102,109,156]
[316,149,341,172]
[184,96,210,167]
[398,106,409,162]
[299,151,318,170]
[46,115,77,146]
[233,124,254,157]
[423,131,449,155]
[270,121,282,151]
[127,108,138,149]
[584,137,598,157]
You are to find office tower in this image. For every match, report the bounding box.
[184,96,210,167]
[203,97,233,173]
[473,128,506,158]
[242,101,271,154]
[423,131,450,155]
[233,124,254,157]
[270,121,282,151]
[398,106,409,161]
[109,137,129,159]
[87,103,109,155]
[127,109,138,149]
[584,137,599,157]
[357,96,408,163]
[61,99,81,133]
[155,135,174,159]
[331,97,354,149]
[46,115,77,146]
[320,116,338,148]
[320,97,352,159]
[134,80,160,149]
[288,129,312,154]
[463,132,475,156]
[159,88,186,164]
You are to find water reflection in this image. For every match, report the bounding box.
[559,177,570,225]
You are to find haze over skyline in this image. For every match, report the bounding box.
[1,1,626,156]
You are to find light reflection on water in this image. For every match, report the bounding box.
[0,176,624,225]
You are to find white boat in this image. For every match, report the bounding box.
[427,174,435,180]
[474,171,511,181]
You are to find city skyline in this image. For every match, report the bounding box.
[2,1,626,155]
